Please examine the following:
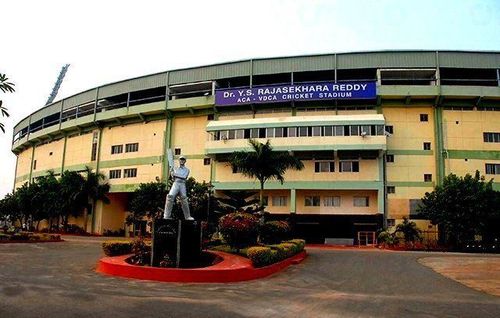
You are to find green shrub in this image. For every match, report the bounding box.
[11,232,30,241]
[102,240,133,256]
[219,212,259,249]
[247,246,275,267]
[247,239,305,267]
[378,231,398,246]
[259,221,291,244]
[128,239,151,265]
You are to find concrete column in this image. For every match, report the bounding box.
[290,189,296,213]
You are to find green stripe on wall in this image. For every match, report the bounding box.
[387,150,434,156]
[386,181,435,187]
[447,150,500,160]
[109,184,140,193]
[99,156,163,169]
[213,180,383,190]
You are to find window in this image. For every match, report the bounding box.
[423,142,431,150]
[250,128,259,138]
[272,196,287,206]
[323,196,340,207]
[111,145,123,154]
[339,161,359,172]
[485,163,500,174]
[124,168,137,178]
[483,132,500,143]
[266,128,275,138]
[125,143,139,153]
[174,148,181,155]
[305,196,320,206]
[33,160,37,170]
[235,129,244,139]
[312,126,322,136]
[262,196,269,206]
[353,196,369,207]
[386,154,394,163]
[228,130,236,139]
[274,128,284,138]
[385,125,394,134]
[203,158,211,166]
[207,114,215,120]
[387,219,395,227]
[409,199,423,216]
[360,125,371,136]
[219,131,228,140]
[424,174,432,182]
[387,186,395,194]
[298,126,308,137]
[324,126,333,136]
[376,125,385,135]
[420,114,429,122]
[287,127,297,137]
[334,126,344,136]
[109,169,121,179]
[315,161,335,173]
[91,132,98,161]
[350,125,359,136]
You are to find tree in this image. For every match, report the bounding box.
[214,190,263,215]
[0,192,19,228]
[0,73,15,133]
[34,171,62,231]
[229,139,304,206]
[58,171,87,230]
[82,166,110,233]
[418,171,500,248]
[127,181,167,226]
[394,217,421,244]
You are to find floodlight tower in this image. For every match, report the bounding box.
[45,64,70,105]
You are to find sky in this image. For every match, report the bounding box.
[1,0,499,197]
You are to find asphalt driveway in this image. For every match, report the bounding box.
[0,236,499,318]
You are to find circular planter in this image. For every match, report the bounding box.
[97,250,307,283]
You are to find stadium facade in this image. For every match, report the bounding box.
[11,51,500,242]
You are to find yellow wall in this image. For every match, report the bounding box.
[64,132,94,168]
[32,138,65,173]
[15,148,33,185]
[100,121,165,161]
[383,106,435,150]
[447,158,500,178]
[387,155,435,182]
[443,110,500,150]
[297,190,378,215]
[94,193,128,233]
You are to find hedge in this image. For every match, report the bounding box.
[259,221,291,244]
[102,241,133,256]
[247,239,305,267]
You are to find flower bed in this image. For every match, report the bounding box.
[97,250,307,283]
[0,232,62,243]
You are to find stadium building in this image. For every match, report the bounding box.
[11,51,500,242]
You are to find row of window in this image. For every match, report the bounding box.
[109,168,138,179]
[111,143,139,154]
[305,196,369,207]
[261,195,370,207]
[213,125,388,140]
[486,163,500,175]
[314,161,360,173]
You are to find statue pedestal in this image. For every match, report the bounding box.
[151,219,202,268]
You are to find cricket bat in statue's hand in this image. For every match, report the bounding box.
[167,149,174,172]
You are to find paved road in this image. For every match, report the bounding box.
[0,237,499,318]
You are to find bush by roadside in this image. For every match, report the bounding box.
[247,239,305,267]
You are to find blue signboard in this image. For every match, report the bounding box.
[215,81,376,106]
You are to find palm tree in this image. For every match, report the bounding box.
[0,73,15,133]
[230,139,304,207]
[82,166,110,233]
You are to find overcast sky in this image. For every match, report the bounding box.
[1,0,499,197]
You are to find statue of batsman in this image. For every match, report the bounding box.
[163,154,194,220]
